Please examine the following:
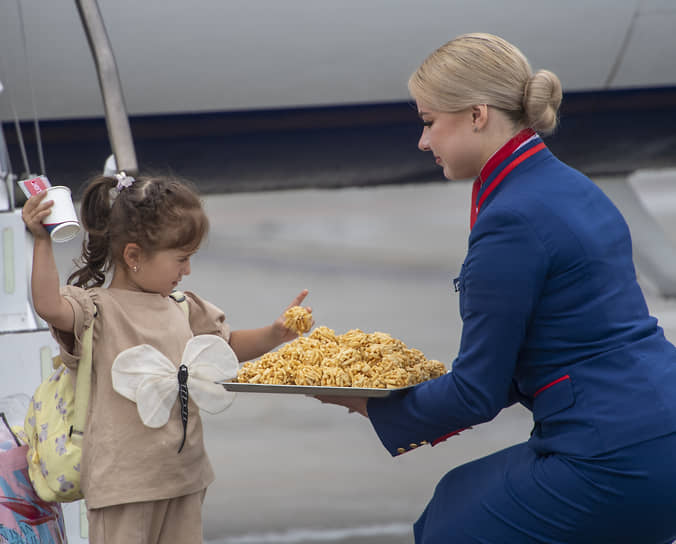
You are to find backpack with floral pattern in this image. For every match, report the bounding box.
[23,319,94,503]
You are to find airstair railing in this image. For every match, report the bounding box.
[74,0,137,175]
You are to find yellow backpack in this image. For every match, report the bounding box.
[23,321,93,503]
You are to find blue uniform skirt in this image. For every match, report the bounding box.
[414,432,676,543]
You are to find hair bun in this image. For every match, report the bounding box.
[523,70,562,135]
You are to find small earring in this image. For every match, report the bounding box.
[132,265,138,273]
[473,126,479,133]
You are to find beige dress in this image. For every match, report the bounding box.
[52,286,231,509]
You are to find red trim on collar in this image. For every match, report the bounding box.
[476,142,545,212]
[478,128,536,183]
[469,128,540,229]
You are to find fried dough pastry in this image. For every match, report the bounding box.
[283,305,313,334]
[237,326,447,389]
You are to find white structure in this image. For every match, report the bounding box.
[0,80,89,541]
[0,1,675,122]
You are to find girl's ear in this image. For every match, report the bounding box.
[123,243,142,271]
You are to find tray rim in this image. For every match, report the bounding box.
[219,380,415,397]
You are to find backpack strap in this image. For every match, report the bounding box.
[169,290,189,318]
[70,318,94,446]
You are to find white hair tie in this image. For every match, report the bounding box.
[114,171,136,192]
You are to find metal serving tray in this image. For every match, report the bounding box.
[220,381,415,398]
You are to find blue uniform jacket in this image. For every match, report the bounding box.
[368,137,676,457]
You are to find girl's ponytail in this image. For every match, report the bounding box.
[67,176,116,288]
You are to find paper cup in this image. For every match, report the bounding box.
[42,186,81,242]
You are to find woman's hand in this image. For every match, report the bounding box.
[314,395,369,417]
[274,288,314,343]
[21,191,53,240]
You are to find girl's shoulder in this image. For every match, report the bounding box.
[182,290,223,318]
[51,286,100,367]
[60,285,98,322]
[60,286,182,324]
[182,291,231,340]
[60,284,109,301]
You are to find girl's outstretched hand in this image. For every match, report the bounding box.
[21,191,53,240]
[275,288,314,343]
[229,289,313,362]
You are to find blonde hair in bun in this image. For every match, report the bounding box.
[522,70,562,134]
[409,33,562,135]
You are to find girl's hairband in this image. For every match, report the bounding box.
[109,171,136,206]
[115,171,136,192]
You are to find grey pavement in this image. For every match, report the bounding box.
[50,169,676,544]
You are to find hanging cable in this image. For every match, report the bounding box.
[2,89,31,177]
[15,0,46,175]
[0,80,18,211]
[0,11,31,177]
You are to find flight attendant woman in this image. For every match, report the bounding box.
[318,33,676,543]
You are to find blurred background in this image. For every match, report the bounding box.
[2,1,676,542]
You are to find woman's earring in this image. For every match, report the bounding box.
[473,126,479,133]
[132,265,138,273]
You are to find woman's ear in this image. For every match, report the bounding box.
[471,104,489,131]
[123,243,142,272]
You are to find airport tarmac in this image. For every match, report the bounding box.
[49,168,676,544]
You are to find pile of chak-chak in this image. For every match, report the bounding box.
[237,325,447,389]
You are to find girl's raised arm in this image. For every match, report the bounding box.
[22,192,75,332]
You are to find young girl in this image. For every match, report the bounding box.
[22,172,311,543]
